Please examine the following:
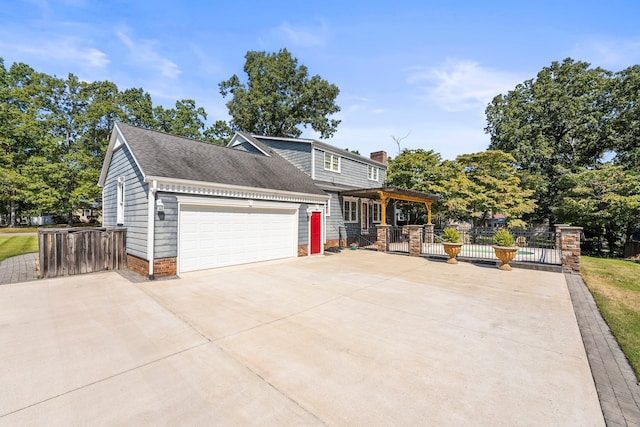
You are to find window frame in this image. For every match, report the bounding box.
[372,202,382,223]
[324,152,341,173]
[367,165,379,181]
[343,197,358,223]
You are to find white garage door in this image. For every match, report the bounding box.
[179,204,298,272]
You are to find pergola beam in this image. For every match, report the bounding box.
[377,190,433,225]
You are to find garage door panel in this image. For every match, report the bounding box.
[179,204,298,272]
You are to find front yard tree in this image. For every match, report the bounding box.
[385,148,449,223]
[448,150,537,227]
[555,164,640,255]
[219,49,341,139]
[0,61,43,226]
[611,65,640,170]
[485,58,612,222]
[386,148,444,193]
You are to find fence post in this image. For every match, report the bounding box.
[407,225,422,257]
[423,224,435,244]
[377,225,389,252]
[556,225,582,273]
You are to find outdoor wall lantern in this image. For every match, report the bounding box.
[156,199,164,212]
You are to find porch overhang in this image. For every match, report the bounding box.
[340,186,441,225]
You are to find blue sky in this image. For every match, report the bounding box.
[2,0,640,159]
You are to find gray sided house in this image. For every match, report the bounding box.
[228,133,389,247]
[98,123,328,278]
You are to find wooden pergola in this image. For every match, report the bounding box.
[341,186,440,225]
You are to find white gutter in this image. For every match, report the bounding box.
[147,179,157,280]
[144,176,329,204]
[311,144,316,180]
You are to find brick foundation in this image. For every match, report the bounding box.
[298,245,308,257]
[153,257,177,277]
[127,254,149,277]
[325,239,343,249]
[127,254,177,279]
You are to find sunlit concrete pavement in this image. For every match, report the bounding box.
[0,250,604,426]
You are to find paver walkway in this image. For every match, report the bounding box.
[566,273,640,427]
[0,253,38,285]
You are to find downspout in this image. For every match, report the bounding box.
[311,144,315,179]
[147,180,157,280]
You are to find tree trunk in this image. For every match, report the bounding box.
[9,197,16,228]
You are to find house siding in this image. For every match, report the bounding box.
[154,193,178,258]
[257,139,312,175]
[314,147,385,188]
[231,139,262,154]
[298,204,308,246]
[102,144,148,259]
[325,192,345,241]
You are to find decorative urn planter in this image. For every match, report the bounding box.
[441,227,463,264]
[493,246,518,270]
[443,242,463,264]
[492,229,517,271]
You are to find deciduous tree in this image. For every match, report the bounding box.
[555,164,640,255]
[485,58,613,222]
[219,49,341,138]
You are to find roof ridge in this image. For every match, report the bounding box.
[116,122,228,149]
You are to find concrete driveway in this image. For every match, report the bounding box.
[0,250,603,426]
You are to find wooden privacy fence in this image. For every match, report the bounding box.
[39,228,127,279]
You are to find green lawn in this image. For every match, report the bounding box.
[0,236,38,262]
[581,256,640,380]
[0,227,39,234]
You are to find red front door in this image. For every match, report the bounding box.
[310,212,322,254]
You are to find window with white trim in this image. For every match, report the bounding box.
[324,152,340,172]
[116,176,125,225]
[372,202,382,223]
[343,198,358,223]
[367,165,379,181]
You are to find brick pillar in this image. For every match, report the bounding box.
[557,226,583,274]
[423,224,435,244]
[377,225,389,252]
[407,225,423,257]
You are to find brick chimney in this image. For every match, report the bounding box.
[370,151,388,165]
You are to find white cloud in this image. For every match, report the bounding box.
[570,37,640,69]
[272,20,329,48]
[0,36,109,69]
[337,94,385,118]
[116,27,180,78]
[406,59,523,112]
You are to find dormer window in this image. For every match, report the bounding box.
[324,152,340,172]
[368,165,379,181]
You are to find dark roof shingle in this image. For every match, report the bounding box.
[116,123,326,196]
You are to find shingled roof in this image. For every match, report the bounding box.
[100,123,326,196]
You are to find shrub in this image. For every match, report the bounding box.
[442,227,462,243]
[493,229,515,247]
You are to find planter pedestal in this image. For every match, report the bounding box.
[493,246,518,270]
[443,242,463,264]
